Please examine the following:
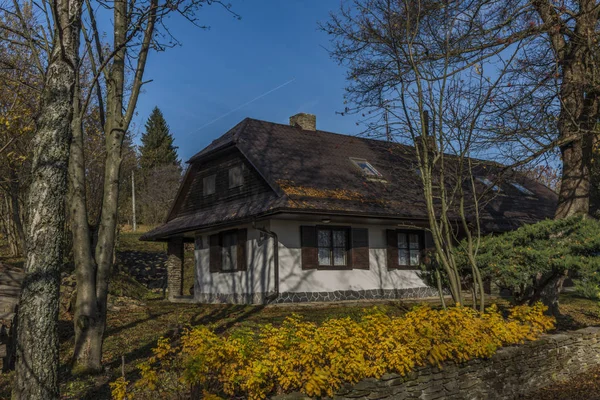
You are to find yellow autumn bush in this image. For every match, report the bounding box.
[112,303,554,400]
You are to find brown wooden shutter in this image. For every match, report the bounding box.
[350,228,370,269]
[386,229,398,269]
[301,226,318,269]
[237,228,247,271]
[209,234,221,272]
[422,231,433,265]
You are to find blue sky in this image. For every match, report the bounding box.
[130,1,361,161]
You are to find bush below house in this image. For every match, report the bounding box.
[454,216,600,309]
[111,303,554,400]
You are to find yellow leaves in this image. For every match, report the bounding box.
[112,304,555,399]
[109,377,130,400]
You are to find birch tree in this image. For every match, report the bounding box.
[11,0,82,397]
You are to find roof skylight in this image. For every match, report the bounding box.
[476,177,500,192]
[350,158,383,178]
[511,182,534,196]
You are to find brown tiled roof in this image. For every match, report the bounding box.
[141,118,557,240]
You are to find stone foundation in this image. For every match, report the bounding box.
[195,287,440,304]
[272,327,600,400]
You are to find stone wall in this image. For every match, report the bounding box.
[195,287,441,305]
[272,327,600,400]
[166,238,184,300]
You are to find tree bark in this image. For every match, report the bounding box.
[71,0,157,370]
[9,168,26,256]
[69,70,102,373]
[555,58,595,218]
[530,271,568,317]
[13,0,82,397]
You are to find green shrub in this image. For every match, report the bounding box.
[458,216,600,305]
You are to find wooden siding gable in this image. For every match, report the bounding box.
[170,148,277,220]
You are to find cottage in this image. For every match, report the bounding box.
[141,114,557,304]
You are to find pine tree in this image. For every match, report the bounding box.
[139,106,180,170]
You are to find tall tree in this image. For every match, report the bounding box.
[326,0,600,313]
[327,0,600,220]
[0,3,43,257]
[139,106,180,170]
[12,0,82,397]
[69,0,239,373]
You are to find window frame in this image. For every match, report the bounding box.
[203,174,216,196]
[316,225,351,270]
[389,229,425,270]
[349,157,383,178]
[511,182,534,196]
[476,176,500,192]
[209,229,247,273]
[219,229,238,272]
[228,165,244,189]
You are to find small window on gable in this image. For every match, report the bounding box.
[476,177,500,192]
[203,174,216,196]
[229,165,244,188]
[350,158,383,178]
[511,182,534,196]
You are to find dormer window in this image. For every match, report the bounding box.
[350,158,382,178]
[476,177,500,192]
[511,182,534,196]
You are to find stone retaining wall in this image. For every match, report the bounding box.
[273,327,600,400]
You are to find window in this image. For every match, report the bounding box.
[317,227,348,267]
[203,174,216,196]
[387,229,424,269]
[229,165,244,188]
[300,226,370,270]
[221,231,237,271]
[511,182,534,196]
[397,232,422,267]
[476,176,500,192]
[194,234,202,250]
[209,229,247,273]
[350,158,383,177]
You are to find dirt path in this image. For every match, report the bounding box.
[526,365,600,399]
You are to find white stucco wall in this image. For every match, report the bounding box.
[194,219,429,303]
[194,222,276,301]
[270,219,428,294]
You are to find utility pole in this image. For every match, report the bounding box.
[131,170,137,232]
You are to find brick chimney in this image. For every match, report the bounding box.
[289,113,316,131]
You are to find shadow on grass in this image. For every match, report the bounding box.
[75,303,266,399]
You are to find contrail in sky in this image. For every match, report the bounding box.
[191,77,296,133]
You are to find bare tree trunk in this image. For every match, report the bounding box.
[555,61,595,218]
[9,168,26,256]
[71,0,156,370]
[69,74,102,373]
[556,137,592,218]
[13,0,82,397]
[530,271,568,317]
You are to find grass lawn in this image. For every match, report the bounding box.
[1,229,599,399]
[1,291,598,399]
